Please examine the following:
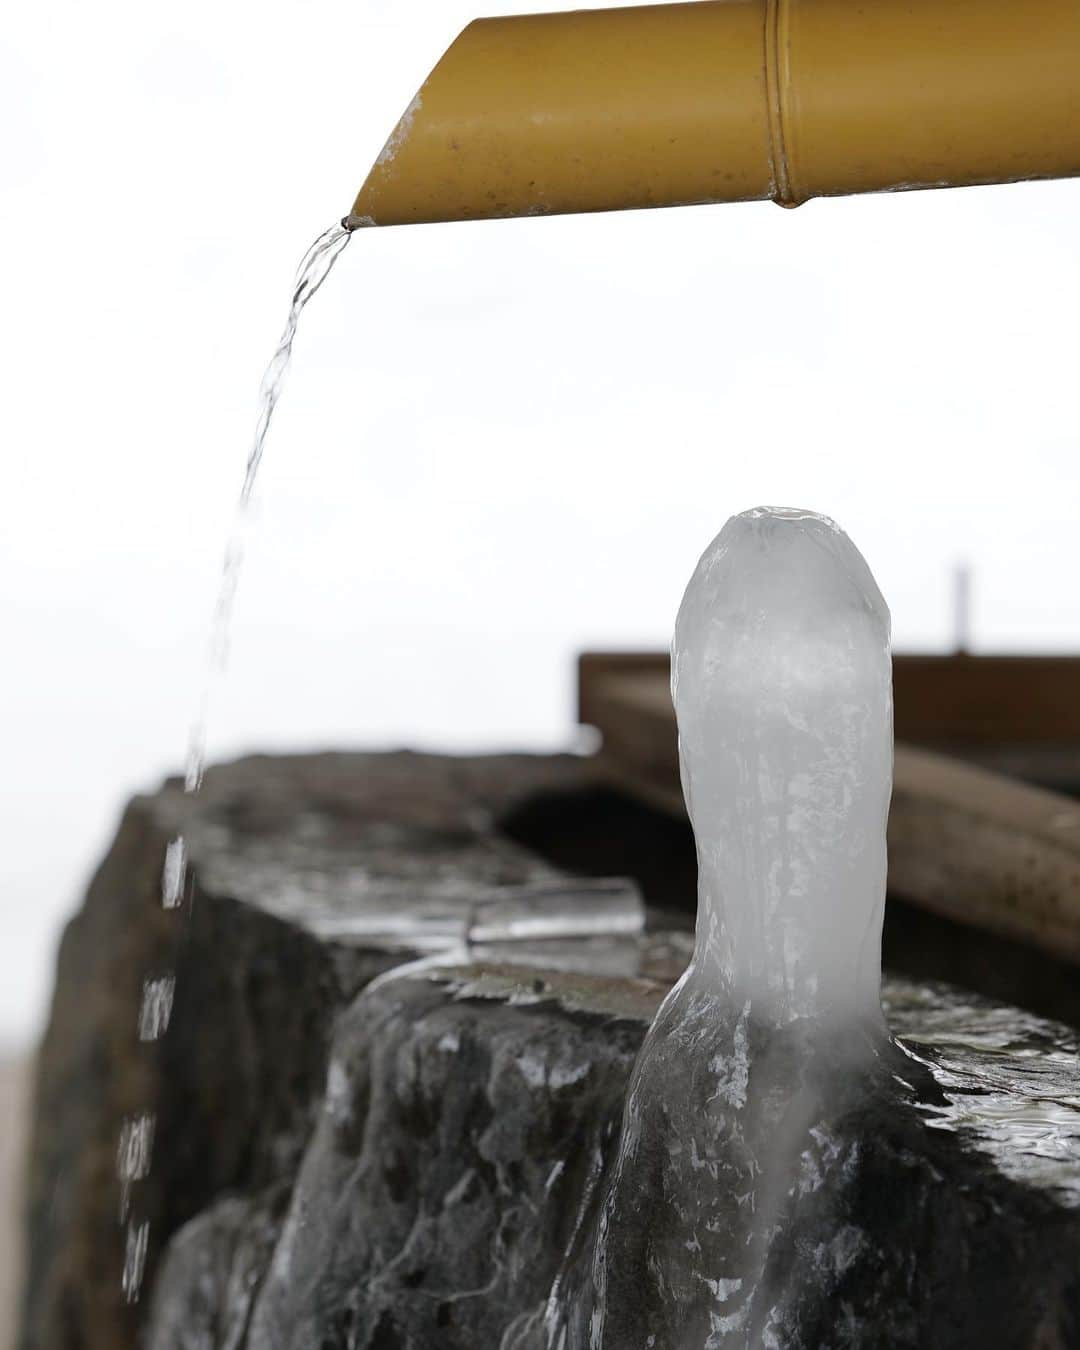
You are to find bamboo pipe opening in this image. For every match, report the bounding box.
[347,0,1080,230]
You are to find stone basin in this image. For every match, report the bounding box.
[19,752,1080,1349]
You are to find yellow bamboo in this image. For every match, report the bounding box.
[348,0,1080,228]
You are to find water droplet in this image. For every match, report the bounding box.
[122,1219,149,1304]
[161,837,187,909]
[117,1111,155,1221]
[138,975,176,1042]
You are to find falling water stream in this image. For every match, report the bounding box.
[97,212,1080,1340]
[184,220,354,795]
[118,219,354,1303]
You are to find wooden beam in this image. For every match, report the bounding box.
[579,653,1080,966]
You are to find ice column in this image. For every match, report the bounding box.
[544,509,895,1350]
[673,506,893,1024]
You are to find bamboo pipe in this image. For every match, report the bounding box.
[347,0,1080,229]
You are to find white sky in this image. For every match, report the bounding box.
[3,0,1079,1046]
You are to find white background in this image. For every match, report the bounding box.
[3,0,1078,1048]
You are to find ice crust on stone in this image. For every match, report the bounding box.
[549,507,895,1348]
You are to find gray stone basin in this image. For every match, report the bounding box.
[19,752,1080,1350]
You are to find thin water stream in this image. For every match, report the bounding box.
[118,219,354,1303]
[184,220,353,795]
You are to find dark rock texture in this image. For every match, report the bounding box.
[20,751,598,1350]
[21,752,1080,1350]
[547,983,1080,1350]
[142,948,1080,1350]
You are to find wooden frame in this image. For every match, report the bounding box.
[578,652,1080,967]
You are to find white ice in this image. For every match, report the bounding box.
[547,509,896,1350]
[672,505,893,1025]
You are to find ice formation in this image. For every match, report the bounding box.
[547,507,895,1349]
[674,506,892,1026]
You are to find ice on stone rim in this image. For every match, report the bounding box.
[542,508,896,1350]
[672,505,892,1025]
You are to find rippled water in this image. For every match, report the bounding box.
[885,980,1080,1199]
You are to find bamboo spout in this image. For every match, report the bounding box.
[348,0,1080,229]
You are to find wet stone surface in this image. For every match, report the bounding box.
[19,751,609,1350]
[20,752,1080,1350]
